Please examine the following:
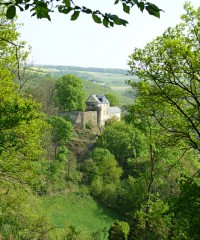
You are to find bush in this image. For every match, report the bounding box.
[108,221,130,240]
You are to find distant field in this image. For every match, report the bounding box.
[82,79,133,106]
[41,192,120,235]
[109,86,131,91]
[29,65,136,105]
[82,71,129,85]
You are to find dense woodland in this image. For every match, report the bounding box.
[1,2,200,240]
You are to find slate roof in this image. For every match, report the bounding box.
[109,107,121,114]
[86,95,110,104]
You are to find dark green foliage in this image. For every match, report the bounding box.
[82,148,122,206]
[168,175,200,240]
[3,0,163,27]
[46,116,72,146]
[115,176,146,215]
[84,148,123,184]
[6,5,16,19]
[97,121,145,174]
[55,74,86,111]
[108,220,130,240]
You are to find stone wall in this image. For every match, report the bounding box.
[82,111,98,127]
[61,111,98,127]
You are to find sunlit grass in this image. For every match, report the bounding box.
[41,192,120,233]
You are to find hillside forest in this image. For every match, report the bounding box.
[1,2,200,240]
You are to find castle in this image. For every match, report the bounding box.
[61,95,121,127]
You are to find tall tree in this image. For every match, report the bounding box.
[127,3,200,239]
[46,115,73,159]
[128,2,200,152]
[55,74,86,111]
[125,100,199,239]
[0,8,54,238]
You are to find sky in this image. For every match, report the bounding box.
[17,0,199,69]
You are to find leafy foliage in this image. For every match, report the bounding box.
[126,3,200,239]
[55,74,86,111]
[105,93,119,107]
[46,115,73,158]
[2,0,163,27]
[168,175,200,240]
[108,220,130,240]
[0,67,49,190]
[97,121,145,173]
[82,148,122,205]
[128,2,200,151]
[0,8,55,237]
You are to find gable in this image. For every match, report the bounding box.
[86,95,110,104]
[86,95,99,103]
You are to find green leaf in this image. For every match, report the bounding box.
[120,19,128,26]
[58,6,63,13]
[47,14,51,21]
[6,5,16,19]
[114,0,119,5]
[16,0,23,4]
[137,2,144,12]
[92,14,102,24]
[145,4,162,18]
[63,0,70,8]
[25,4,30,10]
[109,21,114,27]
[63,7,72,14]
[18,5,24,11]
[133,0,138,3]
[103,17,109,28]
[75,6,81,10]
[123,3,130,14]
[71,11,80,20]
[84,8,92,14]
[113,16,127,26]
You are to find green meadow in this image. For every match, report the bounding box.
[40,192,120,235]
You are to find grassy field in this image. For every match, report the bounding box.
[82,71,129,85]
[82,79,133,106]
[28,65,136,106]
[41,192,120,234]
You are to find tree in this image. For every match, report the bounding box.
[26,76,57,115]
[97,121,145,174]
[82,148,122,205]
[3,0,162,27]
[168,175,200,240]
[0,5,29,82]
[127,3,200,238]
[55,74,86,111]
[0,9,55,238]
[46,115,73,158]
[128,2,200,152]
[105,93,119,107]
[0,11,48,188]
[108,221,130,240]
[125,99,200,239]
[83,148,122,185]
